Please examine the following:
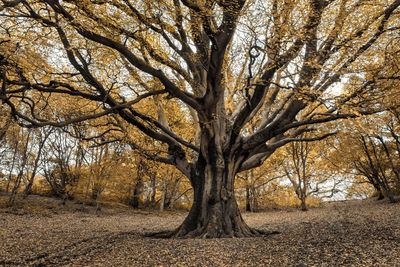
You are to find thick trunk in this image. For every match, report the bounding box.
[173,188,256,238]
[153,159,266,238]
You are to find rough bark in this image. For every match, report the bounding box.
[152,152,268,238]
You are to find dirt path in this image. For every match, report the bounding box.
[1,199,399,266]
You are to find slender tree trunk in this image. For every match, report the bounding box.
[6,143,18,193]
[23,159,41,198]
[8,130,31,206]
[5,172,12,194]
[168,195,177,210]
[23,129,51,198]
[251,183,258,212]
[131,175,143,209]
[380,181,396,203]
[159,179,166,212]
[23,174,35,198]
[84,176,91,204]
[300,196,307,211]
[95,189,103,215]
[150,173,156,207]
[245,170,256,212]
[168,176,181,209]
[8,170,23,206]
[377,190,385,200]
[245,186,251,212]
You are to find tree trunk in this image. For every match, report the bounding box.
[174,177,259,237]
[84,176,91,203]
[8,170,24,206]
[148,87,278,237]
[95,189,103,215]
[381,183,396,203]
[245,170,257,212]
[377,190,385,200]
[150,173,156,207]
[300,197,307,211]
[131,175,143,209]
[23,128,50,198]
[251,184,258,212]
[168,176,181,209]
[245,186,251,212]
[155,158,265,238]
[91,185,99,200]
[159,179,166,212]
[6,143,18,193]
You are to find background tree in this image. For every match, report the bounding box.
[279,134,342,210]
[236,163,284,212]
[352,115,400,202]
[1,0,400,237]
[22,127,52,197]
[42,127,82,200]
[5,127,32,205]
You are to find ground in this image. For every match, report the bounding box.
[0,195,400,266]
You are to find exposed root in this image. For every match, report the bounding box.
[255,229,281,236]
[144,226,280,239]
[143,230,175,239]
[143,197,281,239]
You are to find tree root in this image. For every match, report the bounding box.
[143,227,280,239]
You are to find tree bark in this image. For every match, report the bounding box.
[154,154,265,238]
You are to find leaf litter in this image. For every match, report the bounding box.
[0,197,399,266]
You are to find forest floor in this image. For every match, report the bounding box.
[0,194,400,266]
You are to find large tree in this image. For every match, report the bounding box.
[1,0,399,237]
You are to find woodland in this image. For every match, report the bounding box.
[0,0,400,245]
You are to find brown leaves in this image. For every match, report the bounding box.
[1,196,400,265]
